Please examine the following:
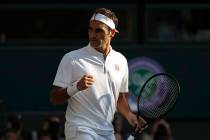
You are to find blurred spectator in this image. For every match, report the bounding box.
[40,115,62,140]
[38,130,52,140]
[6,128,18,140]
[152,119,173,140]
[6,114,32,140]
[142,119,173,140]
[41,118,50,131]
[7,114,21,131]
[48,116,61,140]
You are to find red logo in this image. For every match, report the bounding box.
[114,64,120,71]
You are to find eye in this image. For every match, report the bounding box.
[95,28,104,33]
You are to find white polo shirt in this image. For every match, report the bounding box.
[53,44,128,135]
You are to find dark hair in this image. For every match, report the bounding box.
[7,114,21,131]
[93,8,118,28]
[38,129,51,139]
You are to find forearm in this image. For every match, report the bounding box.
[50,75,93,105]
[117,93,132,119]
[50,86,70,105]
[117,93,146,129]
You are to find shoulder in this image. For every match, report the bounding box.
[111,49,128,63]
[62,46,87,60]
[57,47,87,66]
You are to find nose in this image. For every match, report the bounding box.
[89,30,96,39]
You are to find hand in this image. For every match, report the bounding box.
[77,75,95,90]
[127,112,147,134]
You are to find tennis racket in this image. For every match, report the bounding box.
[127,73,180,140]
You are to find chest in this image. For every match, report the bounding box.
[72,55,125,86]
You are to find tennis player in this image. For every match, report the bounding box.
[50,8,147,140]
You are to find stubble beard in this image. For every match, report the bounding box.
[90,41,104,52]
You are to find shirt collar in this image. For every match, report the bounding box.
[87,43,113,57]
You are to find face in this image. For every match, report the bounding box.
[88,20,115,53]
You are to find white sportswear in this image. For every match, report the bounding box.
[53,43,129,135]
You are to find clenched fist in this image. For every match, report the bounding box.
[77,75,95,90]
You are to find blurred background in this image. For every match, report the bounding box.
[0,0,210,140]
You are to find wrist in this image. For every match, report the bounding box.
[67,81,79,97]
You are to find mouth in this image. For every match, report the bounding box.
[90,39,98,42]
[90,39,100,46]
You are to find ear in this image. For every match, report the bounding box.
[110,29,116,38]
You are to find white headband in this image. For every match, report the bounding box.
[90,13,118,32]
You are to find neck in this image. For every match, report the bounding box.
[103,45,110,57]
[89,42,111,57]
[94,44,110,56]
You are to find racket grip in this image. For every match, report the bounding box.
[127,135,135,140]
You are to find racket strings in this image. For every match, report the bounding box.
[138,75,179,119]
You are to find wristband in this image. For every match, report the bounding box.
[67,81,79,97]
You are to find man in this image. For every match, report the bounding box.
[50,8,146,140]
[6,128,18,140]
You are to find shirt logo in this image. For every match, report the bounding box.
[114,64,120,71]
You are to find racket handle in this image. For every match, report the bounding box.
[127,135,135,140]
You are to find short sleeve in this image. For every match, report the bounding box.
[119,59,129,93]
[53,53,73,88]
